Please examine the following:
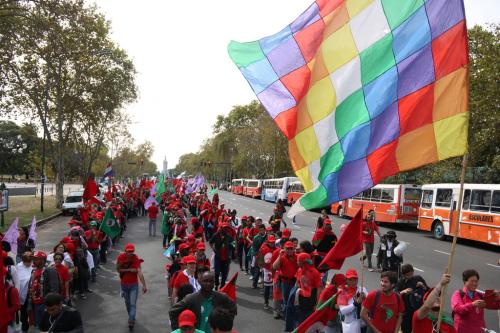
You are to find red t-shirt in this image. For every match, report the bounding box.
[172,271,189,289]
[148,205,159,219]
[411,311,456,333]
[363,291,405,333]
[84,230,102,250]
[279,253,298,280]
[116,253,142,285]
[296,265,322,298]
[362,221,379,243]
[54,263,71,297]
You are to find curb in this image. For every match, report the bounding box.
[36,212,63,227]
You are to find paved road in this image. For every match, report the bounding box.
[32,190,500,332]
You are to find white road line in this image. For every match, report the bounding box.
[293,225,301,230]
[486,263,500,269]
[433,250,450,255]
[310,231,315,234]
[413,267,425,272]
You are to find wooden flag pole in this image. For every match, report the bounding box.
[436,152,468,332]
[360,206,365,289]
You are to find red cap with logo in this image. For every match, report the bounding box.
[178,309,196,328]
[267,235,276,243]
[345,268,358,279]
[124,243,135,252]
[284,241,294,248]
[196,242,206,250]
[282,228,291,238]
[33,251,47,259]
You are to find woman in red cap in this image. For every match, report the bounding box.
[293,252,323,327]
[257,235,276,310]
[172,255,200,304]
[337,269,368,333]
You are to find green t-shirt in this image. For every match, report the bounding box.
[171,329,205,333]
[199,296,213,333]
[161,212,170,235]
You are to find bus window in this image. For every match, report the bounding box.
[371,189,382,202]
[381,189,394,202]
[491,191,500,213]
[362,190,371,200]
[462,189,471,210]
[470,190,491,212]
[421,190,433,208]
[435,189,452,208]
[404,188,422,202]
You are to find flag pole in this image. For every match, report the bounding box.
[360,206,365,289]
[436,152,468,332]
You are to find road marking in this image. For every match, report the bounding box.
[486,263,500,269]
[433,250,450,255]
[413,267,425,272]
[293,225,301,230]
[310,231,315,234]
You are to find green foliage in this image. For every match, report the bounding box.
[0,121,39,177]
[175,101,292,181]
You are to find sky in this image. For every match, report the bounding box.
[91,0,499,170]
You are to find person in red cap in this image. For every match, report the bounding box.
[172,255,200,304]
[187,234,197,255]
[278,228,292,248]
[28,250,61,328]
[116,243,147,330]
[236,215,250,273]
[257,235,276,309]
[195,242,210,270]
[190,217,204,241]
[362,210,380,272]
[209,222,235,290]
[312,218,337,284]
[272,240,298,319]
[293,252,323,327]
[317,273,346,333]
[171,309,205,333]
[337,269,368,333]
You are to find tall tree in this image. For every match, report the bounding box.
[0,0,137,206]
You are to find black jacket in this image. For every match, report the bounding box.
[169,290,237,329]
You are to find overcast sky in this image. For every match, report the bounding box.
[91,0,499,170]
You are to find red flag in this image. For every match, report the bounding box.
[293,293,338,333]
[83,177,99,200]
[319,209,363,270]
[220,272,238,301]
[0,251,8,327]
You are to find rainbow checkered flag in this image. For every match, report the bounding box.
[229,0,469,215]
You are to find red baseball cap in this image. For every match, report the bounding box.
[184,255,196,264]
[187,234,195,241]
[124,243,135,252]
[196,242,206,250]
[267,235,276,243]
[179,243,190,251]
[241,215,248,220]
[178,309,196,328]
[323,219,332,225]
[190,217,198,224]
[284,241,294,248]
[33,251,47,259]
[333,273,347,286]
[282,228,291,238]
[345,268,358,279]
[266,226,273,231]
[297,253,312,265]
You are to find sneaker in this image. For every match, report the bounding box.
[249,276,253,280]
[368,268,375,272]
[79,293,87,299]
[264,304,270,310]
[128,320,135,330]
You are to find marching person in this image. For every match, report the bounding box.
[209,222,235,290]
[362,210,380,272]
[396,264,428,333]
[361,271,405,333]
[38,293,83,333]
[116,243,147,330]
[337,269,368,333]
[171,309,205,333]
[84,221,103,282]
[147,201,159,237]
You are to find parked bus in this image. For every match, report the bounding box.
[231,179,244,195]
[331,184,422,224]
[262,177,298,203]
[418,184,500,246]
[243,179,262,199]
[287,180,305,205]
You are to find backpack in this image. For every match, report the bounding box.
[407,286,427,313]
[451,290,483,318]
[369,290,402,319]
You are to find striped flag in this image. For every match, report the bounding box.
[104,163,113,178]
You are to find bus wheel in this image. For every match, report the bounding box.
[337,207,344,218]
[433,221,445,240]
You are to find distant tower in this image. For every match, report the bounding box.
[162,156,168,176]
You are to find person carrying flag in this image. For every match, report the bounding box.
[337,269,368,333]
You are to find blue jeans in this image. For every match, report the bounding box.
[33,303,45,328]
[281,281,295,310]
[214,257,229,288]
[121,283,138,322]
[89,249,100,280]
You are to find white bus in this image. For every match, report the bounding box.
[262,177,298,203]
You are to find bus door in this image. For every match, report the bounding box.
[400,186,422,222]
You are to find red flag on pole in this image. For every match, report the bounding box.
[319,209,363,270]
[83,177,99,200]
[220,272,238,301]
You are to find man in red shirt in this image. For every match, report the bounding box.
[195,242,210,270]
[84,221,104,282]
[362,211,380,271]
[148,201,159,237]
[116,243,147,330]
[52,253,71,303]
[294,252,323,325]
[412,273,454,333]
[272,241,298,319]
[361,271,405,333]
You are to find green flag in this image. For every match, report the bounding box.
[99,208,121,239]
[208,188,217,196]
[156,174,166,202]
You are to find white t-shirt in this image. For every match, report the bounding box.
[339,286,368,333]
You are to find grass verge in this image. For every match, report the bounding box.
[1,195,59,230]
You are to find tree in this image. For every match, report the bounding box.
[0,120,39,177]
[0,0,137,207]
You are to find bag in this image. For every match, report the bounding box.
[367,290,401,331]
